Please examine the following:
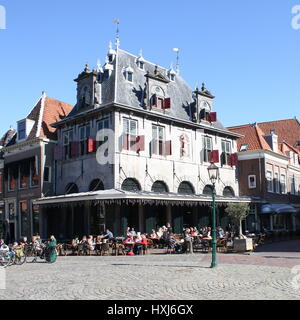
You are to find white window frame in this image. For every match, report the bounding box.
[248,175,256,189]
[266,170,273,192]
[280,174,286,194]
[202,136,213,163]
[123,118,138,152]
[274,172,280,193]
[152,124,166,156]
[221,140,232,165]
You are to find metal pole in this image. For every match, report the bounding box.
[211,183,217,268]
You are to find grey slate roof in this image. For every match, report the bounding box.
[58,47,233,135]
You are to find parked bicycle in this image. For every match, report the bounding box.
[0,245,26,267]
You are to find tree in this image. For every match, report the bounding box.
[225,203,249,238]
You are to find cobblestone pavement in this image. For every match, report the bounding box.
[1,251,300,300]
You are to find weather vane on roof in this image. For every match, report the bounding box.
[113,19,120,49]
[173,48,180,74]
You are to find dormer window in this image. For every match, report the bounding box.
[168,66,176,82]
[240,144,249,152]
[170,74,175,81]
[17,119,35,141]
[18,121,26,140]
[108,55,114,63]
[139,61,144,70]
[125,66,134,82]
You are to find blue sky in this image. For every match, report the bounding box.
[0,0,299,134]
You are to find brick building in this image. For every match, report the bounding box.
[1,93,72,242]
[228,119,300,232]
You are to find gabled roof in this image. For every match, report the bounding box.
[60,47,235,137]
[227,123,273,152]
[228,119,300,158]
[0,129,17,147]
[258,118,300,151]
[10,93,73,144]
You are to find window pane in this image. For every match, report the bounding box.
[123,119,129,134]
[158,127,164,140]
[130,120,137,135]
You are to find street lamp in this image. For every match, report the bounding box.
[207,163,219,268]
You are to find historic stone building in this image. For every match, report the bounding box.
[34,43,250,239]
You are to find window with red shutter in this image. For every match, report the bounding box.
[163,98,171,109]
[137,136,145,152]
[209,112,217,122]
[209,150,219,163]
[164,141,172,156]
[87,138,95,153]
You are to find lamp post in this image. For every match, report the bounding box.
[207,163,219,269]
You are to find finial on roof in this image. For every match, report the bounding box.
[201,82,206,91]
[84,63,90,73]
[97,59,102,72]
[154,65,158,75]
[173,48,180,74]
[113,19,120,49]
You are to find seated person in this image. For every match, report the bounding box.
[166,233,176,254]
[140,234,148,250]
[102,229,114,240]
[130,228,137,236]
[87,235,95,251]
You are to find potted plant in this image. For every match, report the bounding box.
[225,203,253,252]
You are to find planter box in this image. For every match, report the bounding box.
[234,238,253,252]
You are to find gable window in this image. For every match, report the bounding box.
[152,125,165,156]
[274,172,279,193]
[280,174,286,194]
[18,121,26,140]
[266,171,273,192]
[123,119,138,151]
[202,136,213,163]
[221,140,232,166]
[248,175,256,189]
[8,166,18,191]
[19,162,30,189]
[139,61,144,70]
[63,130,74,160]
[30,158,39,187]
[97,118,110,147]
[79,124,91,156]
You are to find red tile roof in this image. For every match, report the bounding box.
[26,94,73,140]
[258,119,300,151]
[228,118,300,158]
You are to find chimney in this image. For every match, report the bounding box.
[265,130,278,153]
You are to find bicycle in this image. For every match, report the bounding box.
[0,245,14,267]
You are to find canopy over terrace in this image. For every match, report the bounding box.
[34,190,252,238]
[33,189,252,207]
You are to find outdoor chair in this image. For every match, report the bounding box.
[77,243,89,256]
[100,242,110,256]
[216,239,227,253]
[111,242,126,256]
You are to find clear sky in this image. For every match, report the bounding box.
[0,0,299,134]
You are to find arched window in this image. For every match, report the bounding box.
[89,179,104,192]
[203,185,213,196]
[65,183,79,195]
[152,181,169,193]
[178,182,195,195]
[121,178,141,192]
[223,186,235,197]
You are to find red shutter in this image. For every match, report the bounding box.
[227,153,232,166]
[164,141,172,156]
[71,141,79,158]
[54,145,62,160]
[163,98,171,109]
[231,153,238,166]
[88,138,95,153]
[209,112,217,122]
[137,136,145,152]
[209,150,219,163]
